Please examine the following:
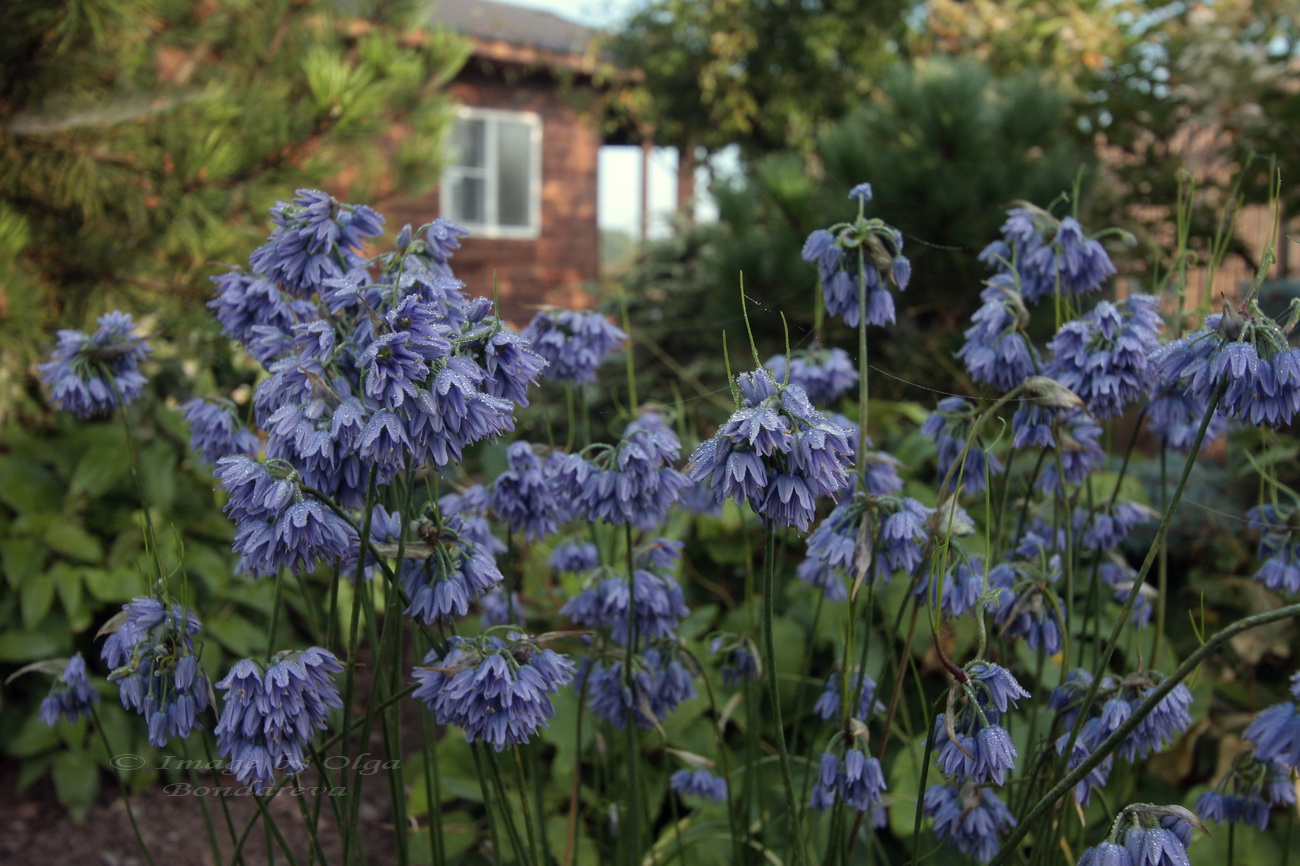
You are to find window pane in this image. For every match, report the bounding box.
[450,175,485,224]
[452,119,486,168]
[496,120,532,228]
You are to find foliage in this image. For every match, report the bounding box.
[0,0,469,407]
[602,0,909,159]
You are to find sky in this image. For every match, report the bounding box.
[479,0,706,239]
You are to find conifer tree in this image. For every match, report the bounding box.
[0,0,468,380]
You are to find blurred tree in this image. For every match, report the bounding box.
[603,0,911,161]
[0,0,468,382]
[618,58,1090,402]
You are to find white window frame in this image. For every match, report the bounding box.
[442,106,543,240]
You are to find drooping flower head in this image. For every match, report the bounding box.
[100,596,209,747]
[957,274,1040,392]
[921,397,1004,495]
[38,310,152,418]
[180,397,263,465]
[39,654,100,726]
[214,647,344,793]
[924,780,1017,864]
[401,513,504,625]
[688,369,853,532]
[670,768,728,802]
[490,441,563,541]
[1046,294,1163,419]
[1151,304,1300,429]
[979,205,1116,304]
[412,634,575,750]
[560,566,690,647]
[1246,504,1300,593]
[581,645,696,730]
[248,189,385,296]
[801,184,911,328]
[521,308,627,385]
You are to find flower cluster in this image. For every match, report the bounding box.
[813,668,884,721]
[412,635,575,750]
[180,397,262,465]
[801,183,912,328]
[978,206,1116,304]
[401,515,504,625]
[689,369,853,531]
[809,749,887,814]
[1151,307,1300,429]
[1076,806,1198,866]
[1246,504,1300,593]
[489,441,562,541]
[214,648,343,792]
[38,310,152,418]
[1045,294,1162,419]
[582,647,696,730]
[957,275,1040,392]
[560,564,690,646]
[101,597,210,747]
[923,780,1017,864]
[921,397,1004,494]
[521,308,627,385]
[39,655,100,726]
[670,768,728,802]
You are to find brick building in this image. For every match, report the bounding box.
[384,0,620,320]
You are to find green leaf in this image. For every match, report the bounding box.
[140,442,177,513]
[206,612,268,658]
[53,749,100,821]
[44,522,104,564]
[888,733,928,840]
[6,711,62,758]
[82,566,142,604]
[0,455,62,514]
[0,623,68,662]
[68,442,130,499]
[51,562,87,627]
[20,565,56,628]
[1,536,45,591]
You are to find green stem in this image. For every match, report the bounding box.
[762,524,806,865]
[990,600,1300,866]
[624,522,641,866]
[91,710,158,866]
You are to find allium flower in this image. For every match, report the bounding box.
[935,555,992,619]
[1143,386,1231,451]
[670,769,728,802]
[990,550,1065,654]
[1078,842,1135,866]
[1099,557,1157,628]
[957,275,1040,392]
[810,752,840,811]
[413,635,575,750]
[1011,401,1104,495]
[1151,308,1300,429]
[214,648,343,793]
[966,662,1031,713]
[478,589,527,628]
[550,542,600,573]
[689,370,853,531]
[39,654,100,726]
[560,569,689,646]
[924,780,1017,864]
[582,647,696,729]
[101,597,209,746]
[714,640,760,687]
[490,441,562,541]
[1246,504,1300,593]
[764,345,858,406]
[1122,827,1190,866]
[248,189,384,295]
[1120,676,1193,762]
[801,185,911,328]
[934,714,1018,785]
[38,310,152,418]
[553,413,688,530]
[1195,790,1270,830]
[1245,702,1300,769]
[521,308,627,385]
[921,397,1004,494]
[1075,501,1154,553]
[402,516,504,625]
[813,669,884,721]
[979,206,1116,304]
[1046,294,1163,419]
[839,749,887,812]
[180,397,262,465]
[208,271,319,361]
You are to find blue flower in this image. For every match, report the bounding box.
[560,569,689,646]
[1075,501,1154,553]
[101,597,209,747]
[413,635,575,750]
[1247,504,1300,593]
[521,308,627,385]
[582,647,696,729]
[490,441,563,541]
[39,654,100,726]
[208,271,318,361]
[1119,676,1193,762]
[1151,308,1300,428]
[550,542,600,573]
[670,768,728,802]
[1122,827,1190,866]
[764,345,858,406]
[1195,790,1270,831]
[813,669,884,721]
[1046,294,1162,419]
[689,371,853,531]
[810,752,840,811]
[801,186,911,328]
[214,647,343,793]
[553,413,688,530]
[181,397,263,466]
[478,589,527,628]
[924,780,1017,864]
[402,516,504,625]
[921,397,1004,494]
[38,310,151,418]
[248,189,384,295]
[967,662,1031,713]
[1245,702,1300,769]
[1078,842,1135,866]
[1143,386,1231,451]
[840,748,887,812]
[980,206,1115,304]
[714,639,760,687]
[956,276,1040,392]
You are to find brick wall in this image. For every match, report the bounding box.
[381,64,602,324]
